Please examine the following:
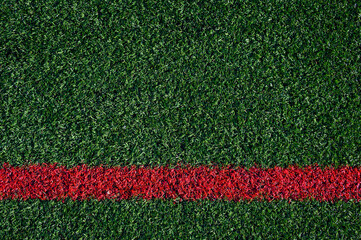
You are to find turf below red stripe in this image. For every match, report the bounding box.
[1,163,360,202]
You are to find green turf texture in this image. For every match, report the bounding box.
[1,0,361,238]
[1,0,360,169]
[1,199,360,239]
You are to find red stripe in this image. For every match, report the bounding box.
[1,163,360,202]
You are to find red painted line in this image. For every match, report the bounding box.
[0,163,360,202]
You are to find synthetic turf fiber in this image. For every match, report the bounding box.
[1,0,360,169]
[1,163,361,203]
[1,0,361,238]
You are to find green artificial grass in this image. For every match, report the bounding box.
[1,0,360,169]
[0,199,360,239]
[1,0,361,238]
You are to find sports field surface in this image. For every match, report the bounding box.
[1,0,360,238]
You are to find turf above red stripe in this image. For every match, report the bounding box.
[1,163,360,203]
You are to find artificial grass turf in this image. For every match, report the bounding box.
[1,0,361,238]
[0,199,360,239]
[1,0,360,169]
[2,163,361,203]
